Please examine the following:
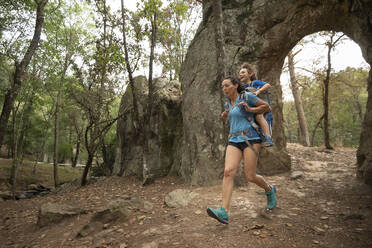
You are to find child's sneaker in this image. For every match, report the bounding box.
[266,185,277,210]
[262,134,274,147]
[206,206,229,224]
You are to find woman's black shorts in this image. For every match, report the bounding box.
[228,140,262,151]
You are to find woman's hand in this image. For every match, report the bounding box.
[238,101,250,112]
[221,110,229,120]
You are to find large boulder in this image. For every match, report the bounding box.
[113,76,182,179]
[78,196,142,237]
[179,0,372,185]
[37,203,86,227]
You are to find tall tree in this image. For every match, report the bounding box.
[8,61,40,197]
[0,0,48,149]
[321,31,346,149]
[158,0,200,80]
[70,0,123,186]
[114,0,142,175]
[287,50,310,146]
[138,0,162,185]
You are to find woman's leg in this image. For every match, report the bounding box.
[255,114,270,136]
[243,143,277,209]
[222,145,243,212]
[243,144,271,192]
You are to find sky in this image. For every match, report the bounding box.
[280,36,369,101]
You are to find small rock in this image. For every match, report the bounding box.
[313,240,319,244]
[143,201,154,211]
[260,209,273,220]
[138,215,146,220]
[164,189,198,208]
[120,243,128,248]
[195,210,202,215]
[320,216,329,220]
[312,226,325,233]
[290,171,304,180]
[142,241,158,248]
[344,213,364,221]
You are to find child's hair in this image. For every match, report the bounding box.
[224,76,245,93]
[241,62,257,81]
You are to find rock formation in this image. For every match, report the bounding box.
[113,76,182,179]
[180,0,372,185]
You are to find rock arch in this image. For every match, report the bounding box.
[180,0,372,185]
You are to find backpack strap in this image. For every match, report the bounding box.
[240,91,267,140]
[229,129,258,156]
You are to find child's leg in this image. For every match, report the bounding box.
[255,114,270,136]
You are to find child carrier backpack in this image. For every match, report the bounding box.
[225,90,272,156]
[244,81,273,136]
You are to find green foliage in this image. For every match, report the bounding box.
[0,0,200,177]
[58,142,73,162]
[284,67,368,147]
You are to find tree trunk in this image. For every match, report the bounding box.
[10,90,35,197]
[53,53,71,187]
[311,114,325,147]
[53,83,61,187]
[287,51,310,146]
[113,0,139,176]
[0,0,48,149]
[142,10,158,185]
[81,152,94,186]
[322,32,344,149]
[72,138,80,168]
[323,39,333,149]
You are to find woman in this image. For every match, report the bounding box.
[206,77,277,225]
[239,63,273,146]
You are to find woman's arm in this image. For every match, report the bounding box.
[238,99,270,114]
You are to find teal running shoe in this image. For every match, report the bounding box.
[206,206,229,224]
[266,185,277,210]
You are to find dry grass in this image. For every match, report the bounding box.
[0,158,82,190]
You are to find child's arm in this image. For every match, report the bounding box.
[253,82,271,96]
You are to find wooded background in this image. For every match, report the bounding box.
[0,0,369,190]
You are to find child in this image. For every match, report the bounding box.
[239,62,273,146]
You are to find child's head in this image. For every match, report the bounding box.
[239,62,257,82]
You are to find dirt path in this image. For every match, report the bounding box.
[1,143,371,248]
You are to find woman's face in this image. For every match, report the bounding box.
[221,79,238,97]
[239,68,252,83]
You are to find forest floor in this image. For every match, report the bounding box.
[0,143,372,248]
